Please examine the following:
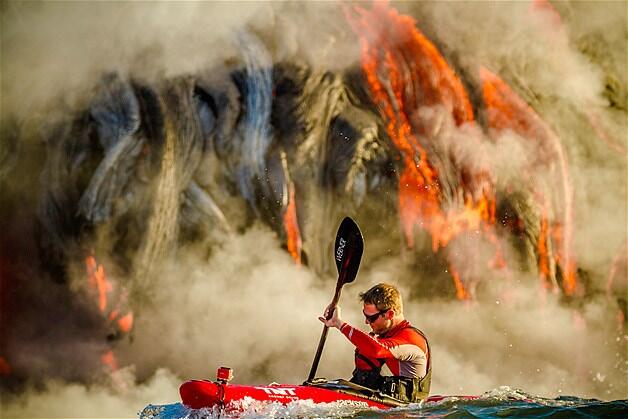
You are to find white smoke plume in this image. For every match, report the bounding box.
[3,228,626,417]
[1,1,273,116]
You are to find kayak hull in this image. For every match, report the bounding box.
[180,378,478,410]
[180,379,391,409]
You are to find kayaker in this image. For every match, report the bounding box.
[318,282,431,403]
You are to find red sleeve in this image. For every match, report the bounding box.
[340,323,419,360]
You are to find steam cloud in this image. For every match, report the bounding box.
[1,1,626,417]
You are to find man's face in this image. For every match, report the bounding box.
[362,303,391,335]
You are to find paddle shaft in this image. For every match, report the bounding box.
[307,280,344,382]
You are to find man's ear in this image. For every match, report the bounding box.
[386,309,394,319]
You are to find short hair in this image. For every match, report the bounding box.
[359,283,403,314]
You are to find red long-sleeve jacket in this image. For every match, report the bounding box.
[339,320,429,378]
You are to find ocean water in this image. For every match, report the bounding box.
[139,387,628,418]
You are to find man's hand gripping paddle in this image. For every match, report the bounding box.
[306,217,364,382]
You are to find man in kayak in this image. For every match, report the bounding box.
[319,282,431,403]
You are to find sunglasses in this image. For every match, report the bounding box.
[363,309,389,323]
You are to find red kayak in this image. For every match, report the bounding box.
[180,367,478,411]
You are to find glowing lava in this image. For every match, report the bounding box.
[346,1,502,299]
[85,253,134,372]
[283,183,302,265]
[480,67,578,296]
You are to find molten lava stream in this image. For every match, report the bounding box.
[283,183,302,265]
[346,1,504,299]
[85,253,134,377]
[480,67,578,296]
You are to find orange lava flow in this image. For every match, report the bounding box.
[537,213,553,290]
[86,255,111,314]
[480,67,578,295]
[346,1,504,299]
[85,253,135,334]
[117,312,134,334]
[449,266,470,300]
[345,1,482,246]
[85,254,134,371]
[283,184,302,265]
[101,350,118,371]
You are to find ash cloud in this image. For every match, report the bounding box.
[1,1,273,116]
[1,368,181,418]
[2,229,625,417]
[413,282,625,398]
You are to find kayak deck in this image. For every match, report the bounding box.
[307,378,408,407]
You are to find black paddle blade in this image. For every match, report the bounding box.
[334,217,364,285]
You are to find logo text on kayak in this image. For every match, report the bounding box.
[254,387,297,396]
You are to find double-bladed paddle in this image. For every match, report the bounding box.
[306,216,364,382]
